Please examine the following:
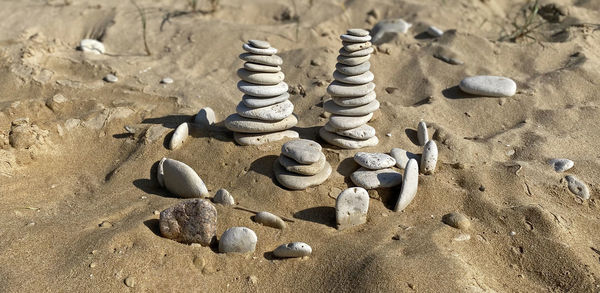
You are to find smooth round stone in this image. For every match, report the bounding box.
[565,175,590,199]
[194,107,216,126]
[242,92,289,108]
[214,188,235,205]
[169,122,189,150]
[234,130,298,146]
[244,62,281,73]
[417,121,428,146]
[238,81,288,97]
[442,212,471,230]
[273,242,312,258]
[336,61,371,76]
[254,211,286,229]
[394,158,419,212]
[371,19,412,44]
[335,187,369,230]
[240,53,283,66]
[319,128,379,149]
[324,124,376,140]
[237,69,284,85]
[339,47,374,57]
[548,158,574,172]
[354,152,396,170]
[333,70,374,84]
[390,148,419,169]
[427,26,444,37]
[351,167,402,189]
[459,76,517,97]
[225,114,297,133]
[327,81,375,97]
[281,139,322,164]
[340,34,371,42]
[337,55,371,66]
[157,157,167,187]
[162,158,209,198]
[420,140,438,175]
[274,160,332,190]
[159,199,217,245]
[342,41,372,52]
[324,100,379,116]
[327,113,373,130]
[333,91,377,107]
[104,74,118,83]
[347,28,369,37]
[236,100,294,121]
[79,39,105,54]
[278,152,326,176]
[248,39,270,49]
[242,43,277,55]
[219,227,257,254]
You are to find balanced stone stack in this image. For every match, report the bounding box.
[274,139,332,190]
[319,29,379,149]
[225,40,298,146]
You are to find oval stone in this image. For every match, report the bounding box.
[459,75,517,97]
[279,152,326,176]
[254,211,286,229]
[324,124,376,140]
[354,152,396,170]
[219,227,257,253]
[242,93,289,108]
[194,107,215,126]
[565,175,590,199]
[169,122,189,150]
[239,53,283,66]
[347,28,369,37]
[420,140,438,175]
[350,167,403,189]
[333,70,374,84]
[244,62,281,73]
[336,61,371,76]
[327,113,373,130]
[213,188,235,205]
[248,39,270,49]
[324,100,379,116]
[236,100,294,121]
[281,139,323,164]
[225,114,297,133]
[417,121,428,146]
[340,34,371,42]
[548,158,574,172]
[339,47,374,57]
[327,81,375,97]
[162,158,209,198]
[319,128,379,149]
[273,242,312,258]
[335,187,369,230]
[394,158,419,212]
[333,91,377,107]
[79,39,105,54]
[274,160,332,190]
[159,199,217,245]
[234,130,299,146]
[442,212,471,230]
[238,81,288,97]
[371,19,412,44]
[242,43,277,55]
[337,55,371,66]
[237,69,284,85]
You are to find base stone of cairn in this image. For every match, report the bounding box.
[320,29,379,149]
[274,139,331,190]
[225,40,298,145]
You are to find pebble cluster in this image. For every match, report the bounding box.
[225,40,298,146]
[274,139,332,190]
[320,29,379,149]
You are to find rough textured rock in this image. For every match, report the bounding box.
[354,152,396,170]
[219,227,257,254]
[549,158,574,172]
[336,187,369,230]
[565,175,590,199]
[234,130,299,146]
[159,199,217,245]
[274,160,332,190]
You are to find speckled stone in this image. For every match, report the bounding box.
[224,114,298,133]
[340,34,372,42]
[273,242,312,258]
[354,152,396,170]
[281,139,323,164]
[219,227,257,254]
[324,124,376,140]
[159,199,217,245]
[565,175,590,199]
[234,130,299,146]
[342,41,372,52]
[417,121,428,146]
[420,140,438,175]
[236,100,294,121]
[442,212,471,230]
[350,167,402,189]
[254,211,286,229]
[335,187,369,230]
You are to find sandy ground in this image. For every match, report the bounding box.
[1,0,600,292]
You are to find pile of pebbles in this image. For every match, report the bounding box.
[274,139,332,190]
[350,152,402,189]
[225,40,298,146]
[319,29,379,149]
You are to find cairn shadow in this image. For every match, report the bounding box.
[337,157,358,177]
[249,155,279,185]
[442,86,480,99]
[404,128,420,145]
[291,125,322,141]
[294,206,336,228]
[143,219,161,237]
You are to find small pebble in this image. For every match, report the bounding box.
[353,152,396,170]
[195,107,216,126]
[509,231,517,236]
[213,188,235,205]
[420,140,438,175]
[79,39,105,54]
[565,175,590,199]
[99,221,112,228]
[459,75,517,97]
[394,159,419,212]
[371,19,412,44]
[417,121,428,146]
[89,262,97,268]
[548,158,574,172]
[169,122,189,150]
[442,212,471,230]
[161,77,174,84]
[427,26,444,37]
[124,276,136,288]
[273,242,312,258]
[219,227,257,254]
[254,211,286,229]
[104,74,118,83]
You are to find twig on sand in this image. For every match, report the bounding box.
[234,205,295,222]
[161,0,220,31]
[130,0,152,56]
[499,0,545,42]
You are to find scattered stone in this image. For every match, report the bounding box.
[417,121,428,146]
[234,130,299,146]
[565,175,590,199]
[548,158,574,172]
[459,76,517,97]
[279,153,326,176]
[169,122,189,150]
[281,139,323,164]
[161,158,209,198]
[354,152,396,169]
[124,276,136,288]
[274,160,332,190]
[194,107,216,126]
[254,211,286,229]
[335,187,369,229]
[394,159,419,212]
[420,140,438,175]
[79,39,105,54]
[161,77,174,84]
[427,26,444,37]
[273,242,312,258]
[371,19,412,44]
[159,199,217,245]
[442,212,471,230]
[350,167,402,189]
[213,188,235,205]
[219,227,257,254]
[319,128,379,149]
[390,148,418,169]
[103,74,118,83]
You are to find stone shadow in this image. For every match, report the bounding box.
[294,206,336,228]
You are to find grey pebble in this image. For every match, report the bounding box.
[213,188,235,205]
[254,211,286,229]
[104,74,118,83]
[273,242,312,258]
[549,158,574,172]
[565,175,590,199]
[219,227,257,254]
[420,140,438,175]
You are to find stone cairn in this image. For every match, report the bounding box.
[319,28,379,149]
[225,40,298,146]
[273,139,332,190]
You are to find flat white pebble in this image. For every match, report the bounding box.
[273,242,312,258]
[323,99,379,116]
[224,114,298,133]
[281,139,323,164]
[327,113,373,130]
[340,34,371,42]
[347,28,370,37]
[336,187,369,230]
[242,43,277,55]
[371,19,412,44]
[219,227,257,253]
[327,81,375,97]
[79,39,105,54]
[351,167,402,189]
[161,77,173,84]
[237,69,285,85]
[420,140,438,175]
[549,158,574,172]
[332,91,377,107]
[278,152,326,176]
[324,124,376,140]
[238,81,289,97]
[335,61,371,76]
[244,62,281,73]
[274,161,332,190]
[333,70,374,84]
[239,53,283,66]
[236,100,294,121]
[459,75,517,97]
[354,152,396,170]
[157,157,166,187]
[394,159,419,212]
[104,74,118,83]
[337,55,371,66]
[319,128,379,149]
[242,93,289,108]
[248,39,270,49]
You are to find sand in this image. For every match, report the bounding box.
[1,0,600,291]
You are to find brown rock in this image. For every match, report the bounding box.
[159,199,217,246]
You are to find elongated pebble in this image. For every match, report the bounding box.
[340,34,371,42]
[350,167,402,189]
[420,140,438,174]
[169,122,189,150]
[327,112,373,130]
[427,26,444,37]
[324,124,376,140]
[565,175,590,199]
[337,55,371,66]
[354,152,396,170]
[336,61,371,76]
[237,69,284,85]
[238,81,288,97]
[273,242,312,258]
[254,211,286,229]
[162,158,209,198]
[390,148,419,169]
[248,39,270,49]
[324,100,379,116]
[335,187,369,230]
[242,43,277,55]
[342,41,372,52]
[244,62,281,73]
[333,70,374,84]
[371,19,412,44]
[548,158,573,172]
[157,157,166,187]
[214,188,235,205]
[459,75,517,97]
[225,114,298,133]
[236,100,294,121]
[417,121,428,146]
[234,130,299,146]
[333,91,377,107]
[242,93,289,108]
[327,81,375,97]
[339,47,374,57]
[79,39,105,54]
[319,128,379,149]
[394,159,418,212]
[239,53,283,66]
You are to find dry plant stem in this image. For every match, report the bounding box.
[130,0,151,56]
[501,0,544,42]
[234,206,296,222]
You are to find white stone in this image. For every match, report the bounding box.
[237,69,285,85]
[427,26,444,37]
[169,122,189,150]
[319,128,379,149]
[371,19,412,44]
[351,167,403,189]
[244,62,281,73]
[548,158,574,172]
[104,74,117,83]
[417,121,428,146]
[161,77,174,84]
[324,99,379,116]
[157,157,167,187]
[390,148,418,169]
[242,93,289,108]
[162,158,209,198]
[278,152,326,176]
[327,81,375,97]
[340,34,371,42]
[225,114,297,133]
[214,188,235,205]
[337,55,371,66]
[273,242,312,258]
[219,227,257,254]
[327,113,373,130]
[332,91,377,107]
[236,100,294,121]
[565,175,590,199]
[420,140,438,175]
[335,187,369,230]
[248,39,270,49]
[274,161,332,190]
[281,139,323,164]
[239,53,283,66]
[333,70,374,85]
[324,124,376,140]
[79,39,105,54]
[242,43,277,55]
[234,130,299,146]
[347,28,369,37]
[459,76,517,97]
[254,211,286,229]
[335,61,371,76]
[342,41,372,52]
[238,81,288,97]
[194,107,216,126]
[354,152,396,170]
[394,159,419,212]
[339,47,374,57]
